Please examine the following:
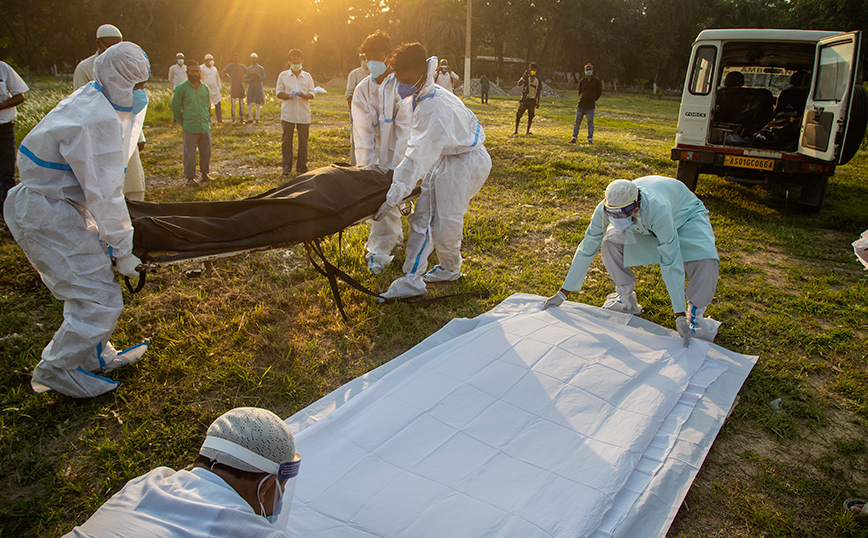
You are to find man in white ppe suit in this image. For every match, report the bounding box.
[351,30,411,274]
[4,42,151,398]
[542,176,721,344]
[73,24,147,202]
[375,43,491,299]
[62,407,302,537]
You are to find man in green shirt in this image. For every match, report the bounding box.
[172,62,212,186]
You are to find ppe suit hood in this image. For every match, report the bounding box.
[94,42,150,109]
[421,56,438,94]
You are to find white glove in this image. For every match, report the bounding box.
[675,316,694,347]
[542,290,567,310]
[116,254,143,279]
[373,201,394,221]
[360,164,389,174]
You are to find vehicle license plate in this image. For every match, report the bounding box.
[724,154,775,171]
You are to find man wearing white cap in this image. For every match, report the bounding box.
[169,53,188,88]
[246,53,265,123]
[73,24,148,202]
[542,176,721,345]
[73,24,123,90]
[61,407,302,537]
[200,54,223,123]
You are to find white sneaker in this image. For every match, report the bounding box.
[423,265,463,283]
[601,291,643,314]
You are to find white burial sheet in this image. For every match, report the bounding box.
[284,294,757,538]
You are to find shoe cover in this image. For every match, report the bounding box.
[31,362,119,398]
[365,252,393,275]
[100,341,149,373]
[422,265,463,283]
[691,317,721,342]
[380,274,427,300]
[601,291,643,314]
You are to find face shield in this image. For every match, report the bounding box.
[200,435,302,530]
[94,43,150,165]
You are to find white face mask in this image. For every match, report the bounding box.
[610,216,632,230]
[208,60,214,67]
[290,63,302,73]
[178,59,184,66]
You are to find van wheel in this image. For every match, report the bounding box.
[798,175,828,212]
[676,161,699,191]
[840,84,868,165]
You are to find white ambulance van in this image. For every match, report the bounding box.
[671,29,866,210]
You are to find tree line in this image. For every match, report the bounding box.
[1,0,864,89]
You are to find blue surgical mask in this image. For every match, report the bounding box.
[397,82,417,99]
[132,89,148,115]
[610,217,632,230]
[585,70,593,76]
[367,61,387,79]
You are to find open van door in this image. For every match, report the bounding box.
[800,31,861,162]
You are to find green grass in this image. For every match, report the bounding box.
[2,82,868,537]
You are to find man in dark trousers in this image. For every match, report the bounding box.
[480,74,490,104]
[514,62,542,135]
[570,62,602,144]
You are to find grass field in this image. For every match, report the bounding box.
[2,78,868,537]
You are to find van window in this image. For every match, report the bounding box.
[689,46,717,95]
[814,39,854,101]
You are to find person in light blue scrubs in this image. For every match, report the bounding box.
[542,175,720,344]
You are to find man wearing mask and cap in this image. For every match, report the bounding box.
[4,42,151,398]
[169,53,188,88]
[276,49,314,175]
[61,407,302,537]
[570,62,602,144]
[73,25,147,202]
[345,51,370,165]
[541,176,721,345]
[200,54,223,123]
[351,30,411,275]
[246,53,266,124]
[434,58,459,94]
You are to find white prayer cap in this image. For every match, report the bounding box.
[200,407,297,474]
[605,179,639,209]
[204,53,214,61]
[250,52,258,59]
[96,24,122,39]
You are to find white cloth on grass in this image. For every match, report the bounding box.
[280,294,754,537]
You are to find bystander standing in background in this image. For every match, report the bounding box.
[570,62,602,144]
[200,53,223,123]
[434,58,459,93]
[222,53,247,123]
[246,53,265,124]
[480,74,490,104]
[0,61,27,207]
[168,53,187,88]
[276,49,315,175]
[514,62,542,135]
[172,62,212,187]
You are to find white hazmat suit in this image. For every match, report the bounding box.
[351,72,411,273]
[4,42,151,398]
[380,57,491,299]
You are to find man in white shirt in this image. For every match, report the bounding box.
[0,61,28,206]
[62,407,302,538]
[345,52,369,165]
[200,53,223,123]
[73,24,147,201]
[168,53,188,88]
[276,49,315,175]
[434,58,459,93]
